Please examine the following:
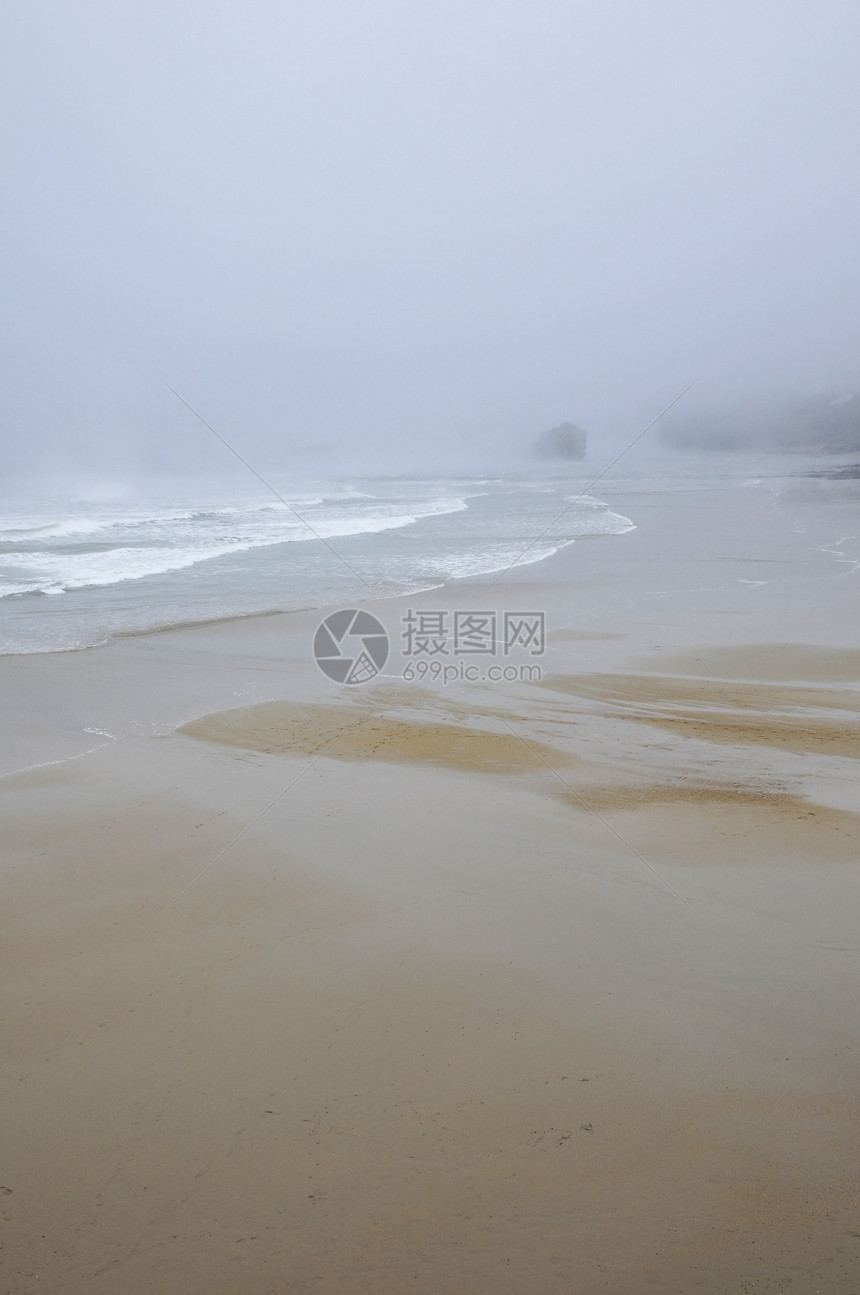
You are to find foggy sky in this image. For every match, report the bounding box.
[2,1,859,478]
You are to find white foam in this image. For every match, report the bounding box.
[0,495,470,596]
[0,727,117,780]
[0,478,637,653]
[433,540,568,580]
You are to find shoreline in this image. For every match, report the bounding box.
[0,469,636,657]
[4,467,859,778]
[3,446,855,662]
[2,470,859,1292]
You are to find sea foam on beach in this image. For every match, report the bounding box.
[0,475,633,654]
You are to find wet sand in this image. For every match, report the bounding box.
[540,668,860,757]
[180,701,574,773]
[2,474,860,1292]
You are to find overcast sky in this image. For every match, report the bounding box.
[2,0,859,478]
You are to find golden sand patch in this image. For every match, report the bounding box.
[540,671,859,713]
[624,709,859,756]
[179,701,572,774]
[636,642,860,683]
[540,673,860,757]
[559,782,860,864]
[566,783,805,811]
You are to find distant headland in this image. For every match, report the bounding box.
[660,390,860,455]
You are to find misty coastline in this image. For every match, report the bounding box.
[660,389,860,459]
[4,2,860,1291]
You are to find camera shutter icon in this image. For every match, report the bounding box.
[313,608,389,684]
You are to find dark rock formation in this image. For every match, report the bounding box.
[532,422,587,460]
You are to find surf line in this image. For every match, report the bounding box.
[0,727,118,781]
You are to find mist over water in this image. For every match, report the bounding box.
[3,1,860,484]
[2,2,859,656]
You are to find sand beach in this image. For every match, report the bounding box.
[1,471,859,1293]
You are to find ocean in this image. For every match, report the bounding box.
[3,450,853,657]
[0,471,636,655]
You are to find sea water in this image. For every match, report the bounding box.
[0,472,635,654]
[3,451,852,656]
